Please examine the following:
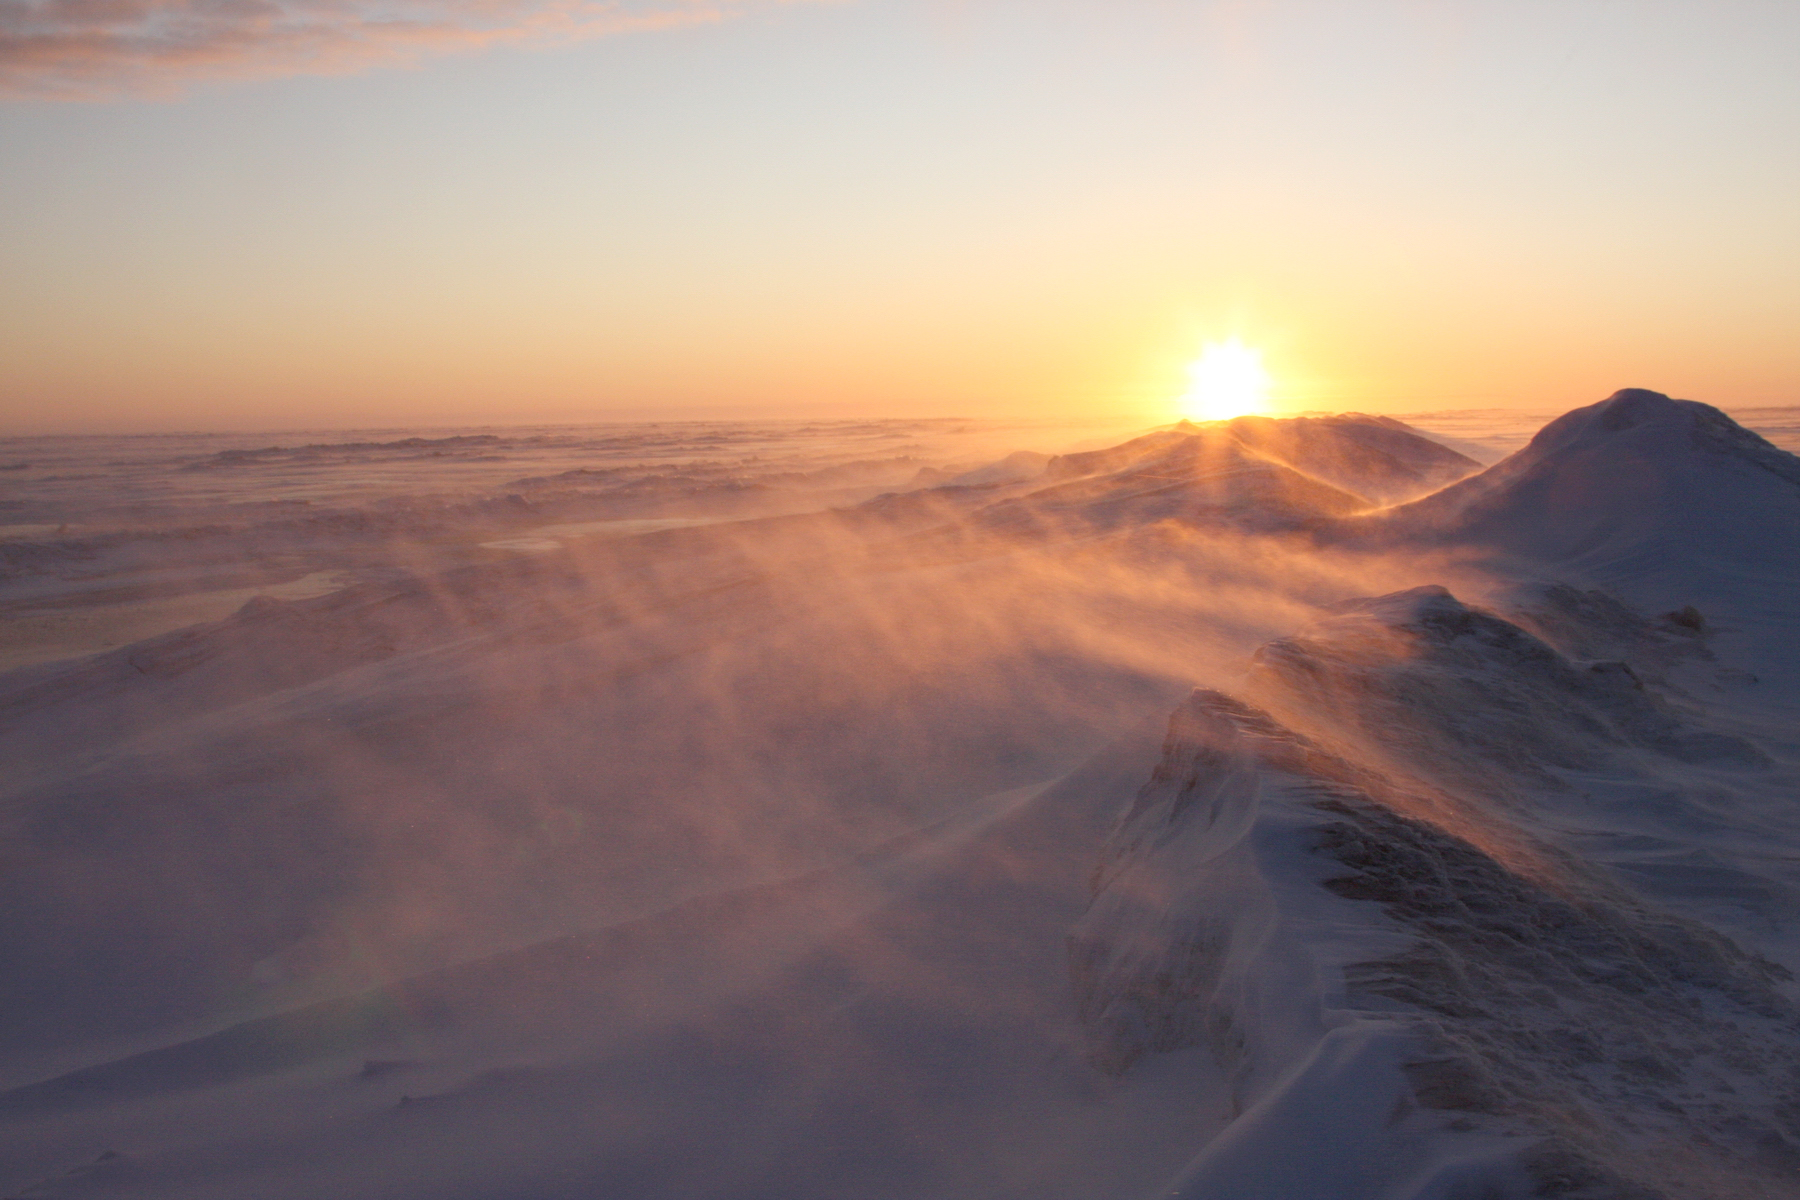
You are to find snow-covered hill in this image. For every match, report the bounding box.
[974,413,1480,536]
[1218,413,1480,504]
[972,432,1372,536]
[2,396,1797,1199]
[1364,388,1800,699]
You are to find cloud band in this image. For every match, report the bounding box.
[0,0,802,99]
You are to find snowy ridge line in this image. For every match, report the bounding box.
[1072,588,1800,1199]
[851,411,1482,547]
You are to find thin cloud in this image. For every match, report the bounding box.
[0,0,813,99]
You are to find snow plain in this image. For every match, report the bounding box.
[1,396,1798,1199]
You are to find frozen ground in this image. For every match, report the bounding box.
[1,397,1797,1198]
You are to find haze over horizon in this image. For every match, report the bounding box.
[4,1,1798,434]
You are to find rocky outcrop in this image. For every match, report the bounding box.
[1072,586,1800,1199]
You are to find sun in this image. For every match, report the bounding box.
[1179,337,1271,422]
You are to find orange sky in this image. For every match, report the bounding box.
[2,1,1797,433]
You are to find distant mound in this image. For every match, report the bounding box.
[945,413,1479,539]
[973,432,1370,537]
[1218,413,1480,503]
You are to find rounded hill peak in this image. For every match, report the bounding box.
[1595,388,1685,430]
[1523,388,1737,455]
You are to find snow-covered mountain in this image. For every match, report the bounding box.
[1374,389,1800,573]
[1364,388,1800,695]
[951,413,1480,538]
[2,396,1796,1199]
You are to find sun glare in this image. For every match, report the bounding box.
[1180,338,1271,422]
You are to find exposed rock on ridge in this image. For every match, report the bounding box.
[1074,586,1800,1200]
[1246,585,1764,787]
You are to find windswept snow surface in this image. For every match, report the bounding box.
[1365,389,1800,699]
[968,412,1482,535]
[844,412,1481,547]
[3,398,1800,1198]
[1082,588,1800,1199]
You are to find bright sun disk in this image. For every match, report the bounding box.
[1180,338,1271,422]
